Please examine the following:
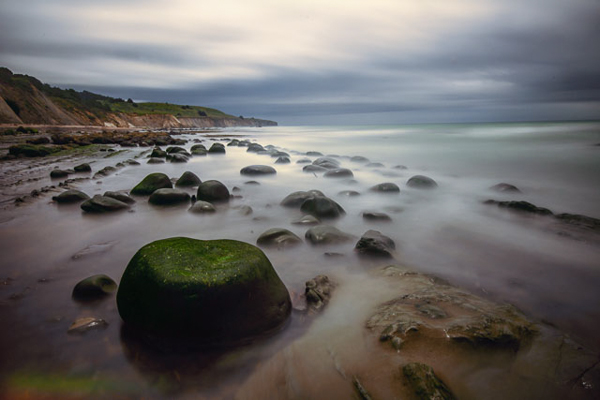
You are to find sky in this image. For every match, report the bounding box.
[1,0,599,125]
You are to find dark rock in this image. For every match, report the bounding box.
[296,158,312,164]
[197,180,230,203]
[490,183,521,193]
[306,151,323,156]
[150,148,167,158]
[305,225,354,245]
[256,228,303,248]
[52,190,90,204]
[240,165,277,176]
[191,147,208,156]
[362,211,392,222]
[402,363,456,400]
[26,136,51,145]
[280,190,325,208]
[188,201,216,214]
[103,191,135,204]
[175,171,201,187]
[370,182,400,193]
[235,205,253,216]
[116,237,291,342]
[247,143,266,153]
[166,146,187,154]
[72,274,117,301]
[291,214,320,225]
[270,151,290,158]
[67,317,108,334]
[300,196,346,219]
[208,143,226,154]
[338,190,360,197]
[312,157,340,169]
[50,169,70,179]
[554,213,600,231]
[8,144,59,157]
[147,157,165,164]
[275,156,291,164]
[126,159,140,166]
[350,155,369,163]
[73,163,92,173]
[244,181,260,185]
[323,168,354,178]
[167,153,189,163]
[407,175,438,189]
[228,140,240,146]
[303,165,329,173]
[355,230,395,258]
[93,166,117,178]
[81,195,130,213]
[190,144,206,152]
[393,165,408,170]
[366,162,385,168]
[131,173,173,195]
[149,188,191,206]
[484,200,553,216]
[305,275,335,312]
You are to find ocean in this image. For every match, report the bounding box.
[0,121,599,398]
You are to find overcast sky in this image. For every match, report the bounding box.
[1,0,599,125]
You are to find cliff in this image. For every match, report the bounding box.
[0,68,277,128]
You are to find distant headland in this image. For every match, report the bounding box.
[0,67,277,129]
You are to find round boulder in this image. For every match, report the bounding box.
[116,237,292,342]
[176,171,201,187]
[256,228,303,249]
[197,180,230,203]
[81,195,130,213]
[50,169,70,179]
[407,175,438,189]
[354,230,395,258]
[52,190,90,204]
[240,165,277,176]
[324,168,354,178]
[149,188,191,206]
[188,201,217,214]
[72,274,117,301]
[208,143,226,154]
[131,173,173,196]
[280,190,325,208]
[490,183,521,193]
[73,163,92,173]
[305,225,354,245]
[370,182,400,193]
[300,196,346,219]
[103,191,136,204]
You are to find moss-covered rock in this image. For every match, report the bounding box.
[402,363,456,400]
[131,173,172,196]
[73,163,92,173]
[116,237,291,342]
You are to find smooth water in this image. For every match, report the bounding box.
[0,122,599,398]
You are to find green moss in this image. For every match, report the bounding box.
[117,237,291,341]
[130,172,172,195]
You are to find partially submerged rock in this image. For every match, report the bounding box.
[68,317,108,334]
[490,182,521,193]
[188,201,216,214]
[197,180,230,203]
[484,199,553,216]
[73,163,92,173]
[281,190,325,208]
[402,363,456,400]
[305,275,336,312]
[324,168,354,178]
[256,228,303,249]
[300,196,345,219]
[50,169,70,179]
[81,195,130,213]
[355,230,395,258]
[406,175,438,189]
[103,191,135,204]
[305,225,355,245]
[72,274,117,301]
[175,171,201,187]
[362,211,392,222]
[131,173,172,196]
[370,182,400,193]
[148,188,191,206]
[291,214,320,226]
[240,165,277,176]
[52,190,90,204]
[208,143,226,154]
[116,237,291,343]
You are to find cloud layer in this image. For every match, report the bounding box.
[1,0,599,124]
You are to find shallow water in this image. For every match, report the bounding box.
[0,122,599,398]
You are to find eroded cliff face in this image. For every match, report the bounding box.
[0,70,277,128]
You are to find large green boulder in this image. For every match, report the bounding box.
[131,173,172,196]
[116,237,291,343]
